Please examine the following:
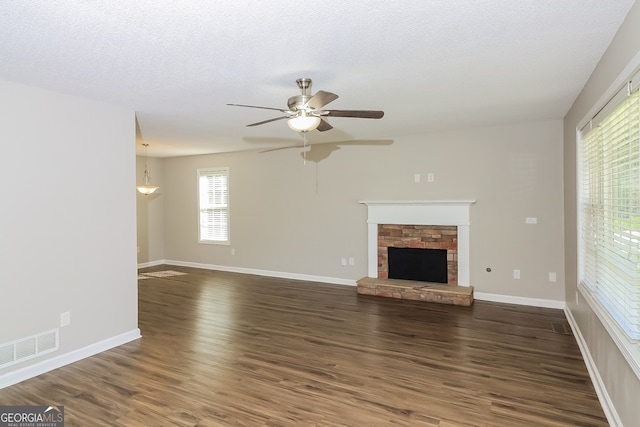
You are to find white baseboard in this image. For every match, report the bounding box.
[0,329,141,389]
[564,308,622,427]
[474,292,565,309]
[163,259,358,287]
[137,260,166,269]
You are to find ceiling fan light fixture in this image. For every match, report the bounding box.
[287,115,321,132]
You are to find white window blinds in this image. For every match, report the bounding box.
[580,86,640,339]
[198,168,229,244]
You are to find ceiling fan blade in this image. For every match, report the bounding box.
[227,103,289,113]
[246,116,290,127]
[324,110,384,119]
[316,118,333,132]
[305,91,339,110]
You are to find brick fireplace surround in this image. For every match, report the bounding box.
[377,224,458,284]
[357,200,475,306]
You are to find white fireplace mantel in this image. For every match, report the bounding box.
[359,200,476,286]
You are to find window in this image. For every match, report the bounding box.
[579,82,640,340]
[198,167,229,244]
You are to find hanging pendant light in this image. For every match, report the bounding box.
[136,143,159,195]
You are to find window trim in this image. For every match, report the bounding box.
[576,62,640,381]
[579,87,640,339]
[197,167,230,245]
[578,280,640,379]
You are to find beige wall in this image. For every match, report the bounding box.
[0,81,138,381]
[564,2,640,425]
[159,119,565,303]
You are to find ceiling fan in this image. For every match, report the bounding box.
[227,78,384,133]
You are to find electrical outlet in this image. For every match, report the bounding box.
[231,248,236,255]
[427,173,434,182]
[341,258,347,266]
[348,257,355,266]
[526,217,538,224]
[414,174,421,183]
[60,312,71,327]
[549,272,557,283]
[513,269,521,279]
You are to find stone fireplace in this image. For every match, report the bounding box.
[379,224,457,284]
[357,200,476,306]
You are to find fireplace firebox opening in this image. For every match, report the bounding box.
[388,247,448,283]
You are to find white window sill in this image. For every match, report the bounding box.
[578,281,640,380]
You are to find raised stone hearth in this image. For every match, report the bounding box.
[357,277,474,306]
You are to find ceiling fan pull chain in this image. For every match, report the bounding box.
[303,131,307,165]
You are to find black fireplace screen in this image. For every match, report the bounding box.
[387,247,448,283]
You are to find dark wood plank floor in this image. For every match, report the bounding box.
[0,266,607,426]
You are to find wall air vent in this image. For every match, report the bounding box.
[0,329,59,369]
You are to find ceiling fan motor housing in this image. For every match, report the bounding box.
[288,78,314,113]
[287,95,312,113]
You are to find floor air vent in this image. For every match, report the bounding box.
[551,322,571,335]
[0,329,59,369]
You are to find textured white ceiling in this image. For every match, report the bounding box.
[0,1,635,157]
